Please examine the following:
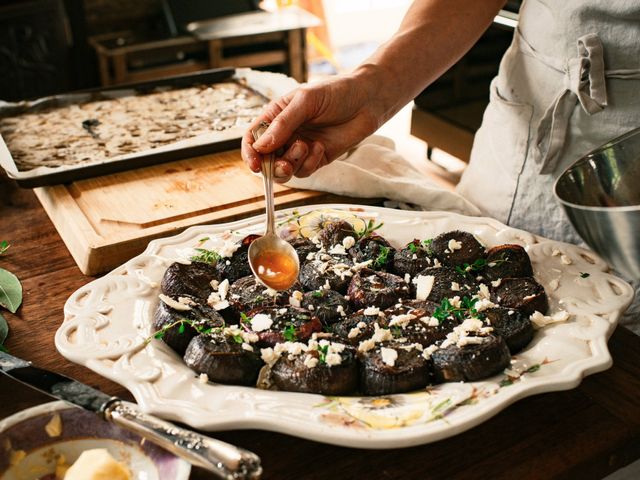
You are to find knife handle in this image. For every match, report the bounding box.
[104,401,262,480]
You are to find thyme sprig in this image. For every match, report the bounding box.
[190,248,222,265]
[455,258,488,276]
[317,344,329,364]
[282,324,297,342]
[356,219,383,239]
[0,241,9,255]
[146,317,219,344]
[374,246,391,268]
[432,296,481,323]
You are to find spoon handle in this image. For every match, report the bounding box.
[252,122,276,236]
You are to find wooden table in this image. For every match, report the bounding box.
[1,172,640,479]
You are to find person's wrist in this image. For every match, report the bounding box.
[350,62,404,127]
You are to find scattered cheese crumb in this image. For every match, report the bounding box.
[448,239,462,251]
[380,347,398,366]
[198,373,209,384]
[530,310,572,328]
[414,275,435,301]
[560,255,572,265]
[251,314,273,332]
[158,294,192,311]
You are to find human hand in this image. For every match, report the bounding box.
[241,73,381,183]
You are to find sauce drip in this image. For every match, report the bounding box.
[254,249,299,290]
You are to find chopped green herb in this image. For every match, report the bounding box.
[455,258,488,277]
[198,237,210,243]
[391,326,403,338]
[154,331,165,339]
[0,241,9,255]
[146,317,223,345]
[178,323,186,334]
[240,312,251,325]
[282,324,297,342]
[432,296,480,323]
[407,242,418,254]
[374,246,391,268]
[190,248,221,264]
[580,272,590,278]
[317,344,329,364]
[422,238,434,255]
[312,290,324,298]
[232,334,244,344]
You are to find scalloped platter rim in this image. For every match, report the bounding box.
[55,204,634,449]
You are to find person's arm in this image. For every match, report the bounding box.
[242,0,506,182]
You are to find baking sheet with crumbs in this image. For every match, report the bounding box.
[0,68,298,187]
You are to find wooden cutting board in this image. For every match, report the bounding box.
[34,149,372,275]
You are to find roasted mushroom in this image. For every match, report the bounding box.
[430,230,486,268]
[490,277,548,316]
[160,261,221,302]
[184,332,263,386]
[483,244,534,282]
[347,268,410,310]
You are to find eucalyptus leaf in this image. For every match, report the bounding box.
[0,268,22,313]
[0,312,8,345]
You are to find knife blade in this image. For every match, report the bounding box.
[0,350,262,480]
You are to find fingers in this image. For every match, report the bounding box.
[271,141,327,183]
[241,127,262,173]
[252,90,312,154]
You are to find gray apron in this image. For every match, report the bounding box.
[456,0,640,245]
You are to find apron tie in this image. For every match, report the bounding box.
[534,33,607,174]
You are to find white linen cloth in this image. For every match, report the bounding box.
[286,135,481,216]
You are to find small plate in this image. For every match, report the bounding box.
[0,401,191,479]
[55,204,634,448]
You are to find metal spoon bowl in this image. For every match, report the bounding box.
[248,122,300,291]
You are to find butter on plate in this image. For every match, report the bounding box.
[63,448,131,480]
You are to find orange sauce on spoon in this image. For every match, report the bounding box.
[254,249,299,291]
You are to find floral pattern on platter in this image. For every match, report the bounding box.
[55,205,634,448]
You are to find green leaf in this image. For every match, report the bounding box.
[0,241,9,255]
[0,312,8,345]
[0,268,22,313]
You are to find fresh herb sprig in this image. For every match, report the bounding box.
[374,246,391,268]
[317,344,329,364]
[147,317,219,344]
[282,324,297,342]
[432,296,481,323]
[0,241,9,256]
[455,258,488,276]
[190,248,222,265]
[0,239,22,352]
[356,219,383,239]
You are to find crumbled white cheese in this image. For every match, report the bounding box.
[218,240,241,258]
[325,352,342,367]
[260,347,279,366]
[522,294,536,301]
[342,236,356,249]
[389,313,416,328]
[198,373,209,384]
[477,284,491,300]
[371,323,393,343]
[363,306,380,316]
[412,253,418,260]
[336,305,346,317]
[217,279,229,300]
[549,278,560,291]
[530,310,571,328]
[352,259,373,271]
[449,296,462,308]
[159,294,192,311]
[304,355,319,368]
[289,290,303,308]
[178,296,196,307]
[323,279,331,290]
[251,313,273,332]
[414,275,435,301]
[422,344,439,359]
[264,287,278,297]
[329,244,347,255]
[491,279,502,288]
[474,297,497,312]
[433,259,442,268]
[380,347,398,367]
[457,336,487,346]
[451,282,460,291]
[552,249,562,257]
[404,273,411,283]
[348,326,362,339]
[560,255,572,265]
[358,338,376,352]
[210,279,219,290]
[448,239,462,251]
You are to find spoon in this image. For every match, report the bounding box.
[248,122,300,291]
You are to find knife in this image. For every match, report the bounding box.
[0,350,262,480]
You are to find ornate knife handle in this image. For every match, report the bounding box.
[104,401,262,479]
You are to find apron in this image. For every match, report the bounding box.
[456,0,640,245]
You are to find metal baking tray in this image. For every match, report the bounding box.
[0,68,295,188]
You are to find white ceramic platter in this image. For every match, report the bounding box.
[55,204,634,449]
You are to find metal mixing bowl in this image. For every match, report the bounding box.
[554,127,640,280]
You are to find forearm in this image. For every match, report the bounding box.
[352,0,506,126]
